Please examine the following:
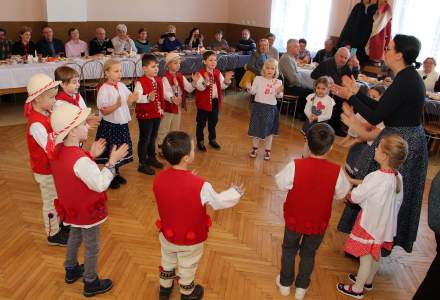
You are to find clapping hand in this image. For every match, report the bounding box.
[203,72,211,84]
[90,138,106,158]
[174,95,182,105]
[109,144,129,166]
[341,75,358,94]
[224,70,234,83]
[275,84,284,94]
[86,114,100,130]
[191,72,201,83]
[128,91,139,104]
[342,102,354,116]
[148,91,157,102]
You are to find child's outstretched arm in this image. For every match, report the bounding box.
[200,182,244,210]
[334,168,352,200]
[275,161,295,191]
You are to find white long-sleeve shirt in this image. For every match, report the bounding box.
[29,122,49,152]
[418,69,439,92]
[194,72,230,98]
[200,182,242,210]
[304,93,335,122]
[134,81,153,104]
[275,160,351,200]
[162,75,195,102]
[249,76,283,105]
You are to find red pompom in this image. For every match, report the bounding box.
[155,219,162,230]
[164,229,174,238]
[185,231,196,241]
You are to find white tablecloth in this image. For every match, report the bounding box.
[298,67,314,90]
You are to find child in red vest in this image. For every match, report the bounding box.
[54,65,86,108]
[24,73,68,246]
[50,102,128,297]
[157,52,195,150]
[275,123,351,300]
[134,54,166,175]
[192,50,234,151]
[153,131,244,300]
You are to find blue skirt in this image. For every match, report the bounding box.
[248,102,279,139]
[95,119,133,167]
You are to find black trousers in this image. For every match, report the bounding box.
[413,233,440,300]
[196,98,219,142]
[137,118,161,164]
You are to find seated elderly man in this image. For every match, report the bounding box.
[311,46,360,136]
[236,29,256,55]
[279,39,313,119]
[111,24,137,53]
[89,27,114,55]
[36,26,64,57]
[313,38,336,64]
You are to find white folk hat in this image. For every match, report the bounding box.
[165,52,180,65]
[26,73,61,103]
[50,103,91,144]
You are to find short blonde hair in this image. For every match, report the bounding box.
[261,58,279,78]
[103,59,121,74]
[379,134,408,193]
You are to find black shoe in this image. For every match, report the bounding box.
[138,164,155,175]
[197,141,207,152]
[147,156,164,169]
[209,140,221,150]
[159,283,174,300]
[109,178,120,189]
[83,277,113,297]
[47,229,68,246]
[181,284,204,300]
[60,223,70,234]
[65,264,84,284]
[114,174,127,185]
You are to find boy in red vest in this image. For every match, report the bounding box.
[134,54,166,175]
[24,73,68,246]
[153,131,244,300]
[49,103,128,297]
[157,52,195,151]
[192,50,234,151]
[275,123,351,300]
[54,65,86,108]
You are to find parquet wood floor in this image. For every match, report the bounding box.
[0,94,437,299]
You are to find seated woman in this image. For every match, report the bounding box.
[184,27,203,49]
[65,28,88,58]
[208,30,229,51]
[134,28,153,54]
[111,24,137,53]
[239,38,269,88]
[418,57,439,92]
[297,38,311,65]
[11,26,36,56]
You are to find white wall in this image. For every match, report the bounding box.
[228,0,272,27]
[87,0,229,23]
[0,0,46,21]
[46,0,87,22]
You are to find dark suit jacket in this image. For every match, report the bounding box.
[310,58,359,85]
[36,38,65,57]
[89,38,114,55]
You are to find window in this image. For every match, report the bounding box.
[392,0,440,65]
[270,0,332,53]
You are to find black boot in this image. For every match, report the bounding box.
[197,141,207,152]
[83,277,113,297]
[60,222,70,234]
[65,264,84,284]
[147,156,164,169]
[159,282,174,300]
[109,177,120,189]
[138,164,155,175]
[114,174,127,185]
[47,229,68,246]
[209,140,221,150]
[181,284,204,300]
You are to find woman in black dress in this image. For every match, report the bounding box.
[332,34,428,254]
[11,26,36,56]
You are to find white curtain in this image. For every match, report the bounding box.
[270,0,332,53]
[392,0,440,65]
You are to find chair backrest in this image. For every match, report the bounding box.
[81,60,104,82]
[423,100,440,133]
[120,59,138,79]
[63,62,82,78]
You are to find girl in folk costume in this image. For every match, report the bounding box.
[245,58,283,161]
[134,54,166,176]
[49,103,128,297]
[192,50,234,151]
[95,59,139,189]
[24,73,68,246]
[157,52,195,150]
[365,0,392,62]
[337,134,408,299]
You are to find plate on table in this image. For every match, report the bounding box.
[301,64,315,70]
[427,92,440,101]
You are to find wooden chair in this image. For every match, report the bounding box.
[120,59,138,91]
[81,60,104,103]
[423,100,440,158]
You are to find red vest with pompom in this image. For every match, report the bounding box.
[163,71,188,114]
[26,110,52,175]
[135,76,165,119]
[195,68,222,112]
[50,145,108,226]
[284,158,340,235]
[153,168,211,245]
